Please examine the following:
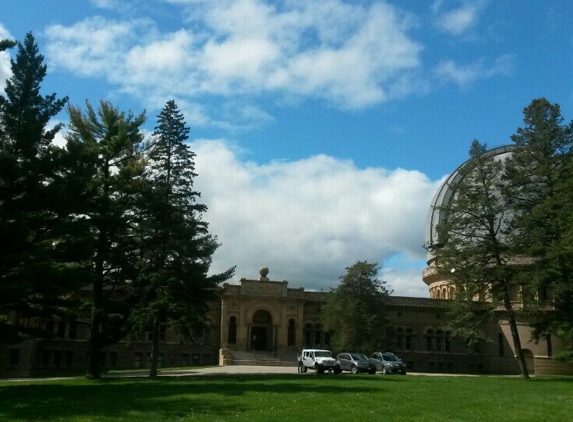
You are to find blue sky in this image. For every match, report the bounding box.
[2,0,573,296]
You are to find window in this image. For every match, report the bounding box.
[435,330,443,352]
[202,326,211,344]
[405,328,413,351]
[445,332,451,353]
[324,331,331,347]
[426,330,434,351]
[134,353,143,369]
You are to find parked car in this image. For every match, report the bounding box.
[336,353,377,374]
[370,352,407,375]
[298,349,341,374]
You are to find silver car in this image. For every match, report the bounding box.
[336,353,377,374]
[370,352,407,375]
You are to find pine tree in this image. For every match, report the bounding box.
[65,100,147,378]
[504,98,573,359]
[436,140,530,379]
[0,33,83,344]
[132,100,234,377]
[321,261,391,352]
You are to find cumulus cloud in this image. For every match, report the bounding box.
[190,139,440,297]
[431,0,486,36]
[44,0,423,124]
[434,54,514,88]
[0,24,13,94]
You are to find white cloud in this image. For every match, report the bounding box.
[434,54,514,88]
[432,0,486,36]
[90,0,119,9]
[43,0,423,123]
[0,24,14,94]
[190,139,440,297]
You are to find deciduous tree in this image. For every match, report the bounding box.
[321,260,391,352]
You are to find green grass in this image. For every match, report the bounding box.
[1,373,572,421]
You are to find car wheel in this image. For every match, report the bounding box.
[369,369,376,375]
[334,368,341,374]
[351,365,358,374]
[302,365,308,373]
[382,366,388,375]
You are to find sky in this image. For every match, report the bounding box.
[2,0,573,297]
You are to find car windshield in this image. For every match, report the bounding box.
[314,351,332,358]
[351,354,369,361]
[383,354,399,361]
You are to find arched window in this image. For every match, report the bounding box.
[426,329,434,351]
[405,328,413,351]
[435,330,443,352]
[445,331,451,353]
[287,319,296,346]
[228,316,237,344]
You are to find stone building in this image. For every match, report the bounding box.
[2,146,573,377]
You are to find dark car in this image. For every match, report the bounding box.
[370,352,407,375]
[336,353,377,374]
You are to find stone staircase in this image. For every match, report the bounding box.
[229,350,298,367]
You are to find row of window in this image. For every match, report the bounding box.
[396,328,454,353]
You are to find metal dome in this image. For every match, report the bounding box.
[424,145,516,253]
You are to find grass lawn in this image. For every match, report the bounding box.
[1,373,572,421]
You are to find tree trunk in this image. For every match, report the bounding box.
[149,316,160,378]
[503,289,530,379]
[86,306,102,379]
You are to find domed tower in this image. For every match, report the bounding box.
[422,145,516,299]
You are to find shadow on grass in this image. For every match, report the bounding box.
[0,374,400,420]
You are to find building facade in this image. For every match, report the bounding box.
[2,265,572,377]
[2,146,573,377]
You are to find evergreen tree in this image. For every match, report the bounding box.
[504,98,573,359]
[0,33,83,344]
[132,100,234,377]
[65,100,146,378]
[321,261,391,352]
[436,140,530,379]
